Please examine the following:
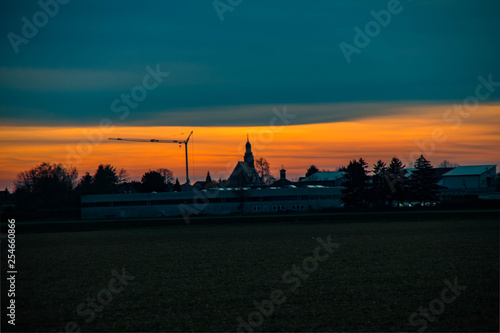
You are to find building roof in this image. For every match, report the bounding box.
[299,171,344,182]
[403,168,415,177]
[433,167,456,178]
[442,165,496,177]
[404,167,454,179]
[270,178,294,188]
[228,161,263,186]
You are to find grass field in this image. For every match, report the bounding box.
[1,212,499,332]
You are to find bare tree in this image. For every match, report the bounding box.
[117,168,130,184]
[156,168,174,184]
[14,162,79,216]
[438,160,460,168]
[255,157,275,185]
[15,162,78,193]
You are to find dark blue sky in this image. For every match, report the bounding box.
[1,0,499,126]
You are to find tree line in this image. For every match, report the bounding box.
[11,163,183,219]
[8,155,283,219]
[338,154,440,209]
[5,155,498,219]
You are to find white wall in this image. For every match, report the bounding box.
[81,187,343,220]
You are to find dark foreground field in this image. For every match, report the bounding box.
[1,212,499,332]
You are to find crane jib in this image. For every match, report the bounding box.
[107,131,193,184]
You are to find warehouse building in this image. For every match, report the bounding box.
[439,165,496,191]
[81,186,343,219]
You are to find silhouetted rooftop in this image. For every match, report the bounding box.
[442,165,496,176]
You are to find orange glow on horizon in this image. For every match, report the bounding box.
[1,104,499,189]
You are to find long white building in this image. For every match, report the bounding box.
[439,165,496,191]
[81,186,343,220]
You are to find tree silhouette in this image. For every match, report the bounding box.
[157,168,174,184]
[92,164,125,194]
[255,157,275,185]
[117,168,130,184]
[173,178,182,192]
[14,162,78,217]
[305,165,320,178]
[15,162,78,194]
[438,160,460,168]
[129,180,142,193]
[340,158,369,209]
[371,160,390,208]
[141,170,167,193]
[386,157,408,206]
[410,155,438,204]
[76,172,94,195]
[80,172,93,186]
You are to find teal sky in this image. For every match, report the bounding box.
[1,0,499,126]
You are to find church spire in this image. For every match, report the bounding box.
[244,135,254,168]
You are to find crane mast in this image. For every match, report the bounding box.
[108,131,193,184]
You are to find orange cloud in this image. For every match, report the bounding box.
[1,104,499,189]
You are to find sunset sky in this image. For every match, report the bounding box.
[1,0,499,189]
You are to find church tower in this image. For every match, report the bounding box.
[244,135,255,168]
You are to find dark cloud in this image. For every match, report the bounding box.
[1,0,499,126]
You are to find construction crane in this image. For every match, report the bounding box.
[108,131,193,184]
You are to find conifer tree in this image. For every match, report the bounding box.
[410,155,438,204]
[340,158,370,208]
